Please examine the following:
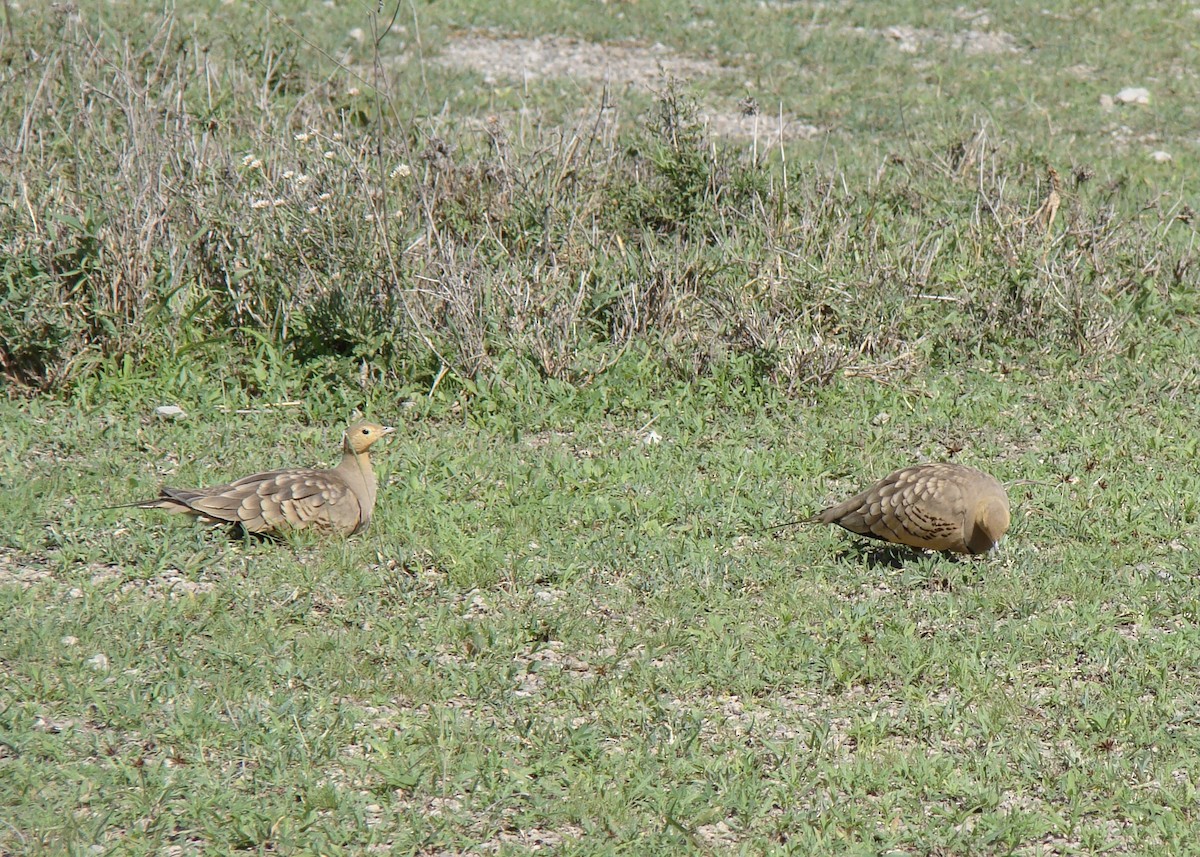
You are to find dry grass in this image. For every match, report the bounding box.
[1,7,1193,397]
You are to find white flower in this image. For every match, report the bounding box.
[390,163,412,179]
[250,199,271,210]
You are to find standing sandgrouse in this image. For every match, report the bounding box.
[810,462,1010,554]
[117,421,394,536]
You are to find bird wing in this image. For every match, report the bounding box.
[163,468,363,535]
[818,465,968,551]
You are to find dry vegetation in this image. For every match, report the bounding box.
[2,6,1194,397]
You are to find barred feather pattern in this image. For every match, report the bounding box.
[810,463,1010,554]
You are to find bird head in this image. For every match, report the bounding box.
[343,421,396,454]
[967,494,1011,553]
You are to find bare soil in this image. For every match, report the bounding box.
[436,33,822,142]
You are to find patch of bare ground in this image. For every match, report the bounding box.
[875,24,1022,55]
[437,33,724,90]
[0,547,52,589]
[436,33,822,142]
[116,569,217,599]
[861,8,1024,55]
[700,107,822,144]
[0,542,223,603]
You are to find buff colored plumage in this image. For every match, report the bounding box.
[810,463,1010,554]
[118,421,394,536]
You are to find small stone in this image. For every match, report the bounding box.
[61,636,79,646]
[87,653,110,671]
[155,405,187,419]
[1114,87,1150,105]
[171,579,204,596]
[1150,150,1173,163]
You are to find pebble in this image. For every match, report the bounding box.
[1114,87,1150,105]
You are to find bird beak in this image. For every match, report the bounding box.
[381,426,396,437]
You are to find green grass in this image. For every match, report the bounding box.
[7,353,1200,853]
[4,0,1200,853]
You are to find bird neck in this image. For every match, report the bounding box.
[338,446,377,504]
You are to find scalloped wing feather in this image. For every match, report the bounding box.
[814,463,977,553]
[158,468,363,535]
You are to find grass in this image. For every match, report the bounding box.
[7,356,1200,853]
[3,0,1196,393]
[4,0,1200,853]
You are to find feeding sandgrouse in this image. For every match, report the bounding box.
[810,462,1010,554]
[116,421,394,536]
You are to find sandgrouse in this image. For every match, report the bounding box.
[118,421,394,536]
[810,462,1010,554]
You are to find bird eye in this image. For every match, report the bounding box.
[362,428,370,435]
